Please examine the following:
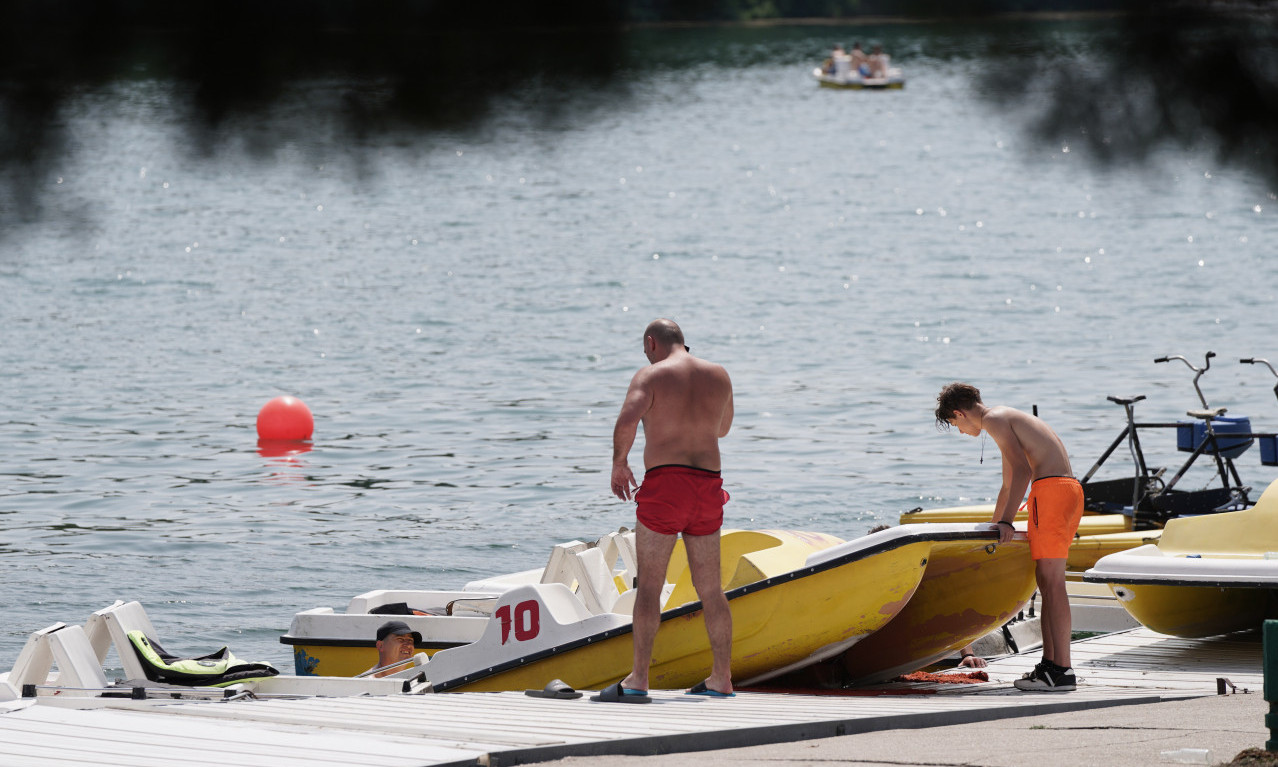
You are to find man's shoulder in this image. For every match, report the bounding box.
[988,405,1027,420]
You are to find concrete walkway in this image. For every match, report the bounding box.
[547,692,1269,767]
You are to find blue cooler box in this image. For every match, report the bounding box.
[1176,415,1253,460]
[1261,434,1278,466]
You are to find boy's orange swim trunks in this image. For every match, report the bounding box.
[1027,476,1084,560]
[635,464,730,536]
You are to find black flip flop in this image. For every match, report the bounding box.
[686,680,735,698]
[524,679,583,699]
[590,681,651,703]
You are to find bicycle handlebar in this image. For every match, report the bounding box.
[1241,357,1278,379]
[1156,352,1215,408]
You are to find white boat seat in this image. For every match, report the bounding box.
[86,600,161,681]
[88,600,277,687]
[539,540,589,587]
[568,547,621,614]
[535,582,594,625]
[0,623,110,699]
[1,622,67,697]
[46,625,110,689]
[594,529,639,591]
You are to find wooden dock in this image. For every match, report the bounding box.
[0,628,1261,767]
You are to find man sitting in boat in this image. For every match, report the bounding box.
[850,42,870,77]
[826,43,850,76]
[868,45,889,79]
[363,620,422,678]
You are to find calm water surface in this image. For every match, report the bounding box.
[3,22,1276,670]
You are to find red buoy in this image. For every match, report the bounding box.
[256,396,314,441]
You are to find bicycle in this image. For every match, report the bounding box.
[1079,351,1253,529]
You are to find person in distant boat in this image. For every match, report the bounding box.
[850,42,870,77]
[363,620,422,678]
[607,318,735,702]
[827,43,850,76]
[868,44,889,78]
[935,382,1082,692]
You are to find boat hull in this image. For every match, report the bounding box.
[1107,581,1278,637]
[430,538,932,692]
[838,534,1037,683]
[812,67,904,89]
[1085,478,1278,637]
[764,528,1036,686]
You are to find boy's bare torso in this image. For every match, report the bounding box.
[985,406,1073,479]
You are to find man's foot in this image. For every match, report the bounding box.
[1018,660,1047,681]
[686,680,735,698]
[1013,662,1076,692]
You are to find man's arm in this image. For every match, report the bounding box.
[719,385,734,438]
[611,371,652,501]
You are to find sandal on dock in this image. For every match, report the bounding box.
[590,681,651,703]
[686,681,734,698]
[524,679,583,699]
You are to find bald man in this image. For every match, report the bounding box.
[606,319,735,701]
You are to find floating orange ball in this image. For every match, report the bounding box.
[256,396,314,441]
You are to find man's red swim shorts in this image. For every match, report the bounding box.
[635,464,730,536]
[1027,476,1084,560]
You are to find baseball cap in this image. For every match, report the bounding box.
[376,620,422,643]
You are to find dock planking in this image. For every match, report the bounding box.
[0,628,1262,767]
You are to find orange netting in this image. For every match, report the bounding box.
[894,670,989,684]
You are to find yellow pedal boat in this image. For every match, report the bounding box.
[283,524,1027,692]
[762,523,1035,686]
[1084,478,1278,637]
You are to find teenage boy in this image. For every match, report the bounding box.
[935,382,1083,691]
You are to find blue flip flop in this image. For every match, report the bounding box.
[686,681,735,698]
[591,681,651,704]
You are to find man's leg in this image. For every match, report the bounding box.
[684,530,733,694]
[1035,557,1071,668]
[621,522,677,692]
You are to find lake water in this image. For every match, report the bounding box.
[3,20,1276,672]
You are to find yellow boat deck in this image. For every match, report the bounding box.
[1,628,1260,767]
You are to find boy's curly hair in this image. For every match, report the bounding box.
[935,382,982,430]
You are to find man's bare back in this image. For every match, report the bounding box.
[612,320,733,499]
[981,406,1073,480]
[635,355,733,471]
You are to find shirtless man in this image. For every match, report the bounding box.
[868,44,888,78]
[935,382,1083,692]
[607,319,735,701]
[850,42,869,76]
